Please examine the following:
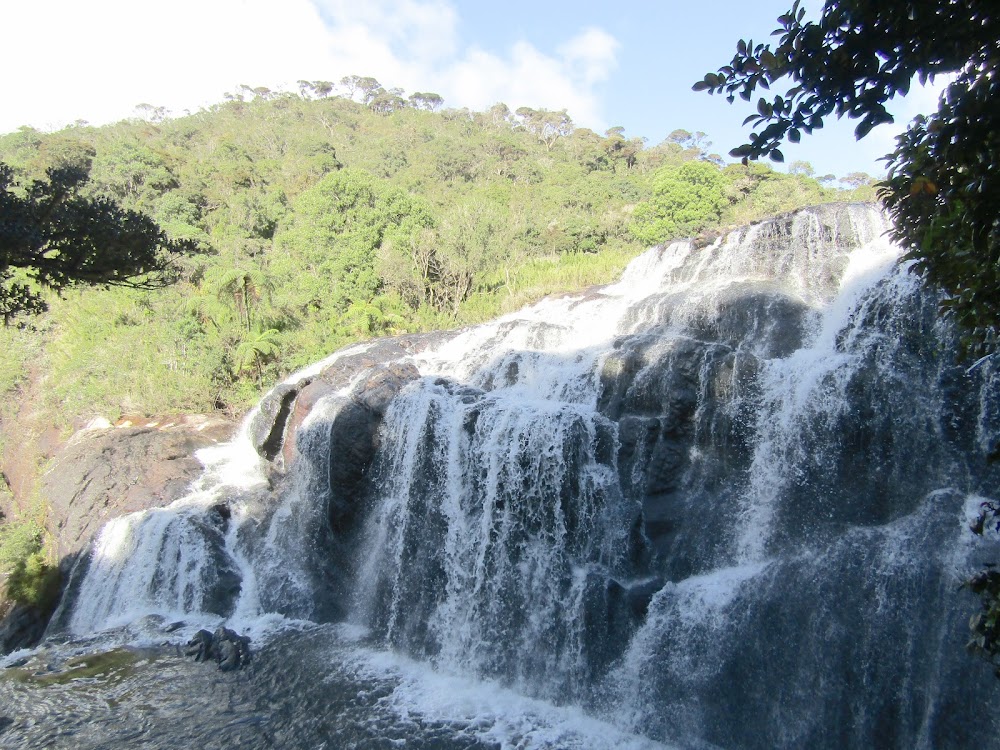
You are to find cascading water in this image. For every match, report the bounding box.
[5,202,1000,750]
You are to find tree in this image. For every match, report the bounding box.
[298,80,334,99]
[339,75,364,100]
[603,127,643,170]
[408,92,444,111]
[630,160,728,245]
[312,81,335,98]
[694,0,999,355]
[89,139,176,208]
[515,108,574,151]
[381,198,505,315]
[486,102,514,128]
[207,266,273,334]
[356,77,384,105]
[234,326,281,386]
[134,103,168,124]
[0,162,190,323]
[838,171,873,189]
[369,87,407,115]
[666,128,712,154]
[275,169,433,313]
[788,160,814,177]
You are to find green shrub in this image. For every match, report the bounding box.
[0,520,60,610]
[6,552,61,610]
[0,521,43,574]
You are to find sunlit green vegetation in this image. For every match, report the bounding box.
[0,81,872,424]
[0,516,59,609]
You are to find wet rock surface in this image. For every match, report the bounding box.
[184,627,252,671]
[0,416,234,654]
[0,602,48,655]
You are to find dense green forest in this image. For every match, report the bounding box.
[0,79,873,428]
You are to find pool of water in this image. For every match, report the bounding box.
[0,622,673,750]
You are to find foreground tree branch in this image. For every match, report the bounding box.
[0,162,194,322]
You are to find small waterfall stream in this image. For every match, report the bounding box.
[5,203,1000,749]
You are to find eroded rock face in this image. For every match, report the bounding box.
[286,360,424,542]
[42,416,235,560]
[0,415,234,653]
[597,303,770,579]
[231,333,452,624]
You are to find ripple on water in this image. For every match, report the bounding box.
[0,624,671,750]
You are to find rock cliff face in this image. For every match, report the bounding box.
[248,332,458,474]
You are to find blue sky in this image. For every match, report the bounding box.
[4,0,944,179]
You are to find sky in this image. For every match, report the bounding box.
[3,0,947,180]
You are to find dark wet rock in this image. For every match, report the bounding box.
[685,284,812,359]
[599,333,759,574]
[183,626,251,670]
[184,628,215,662]
[310,361,422,534]
[623,577,664,618]
[0,601,48,653]
[294,360,425,490]
[248,330,459,470]
[250,382,305,462]
[214,627,251,670]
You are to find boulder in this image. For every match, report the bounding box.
[184,628,215,662]
[249,383,305,462]
[247,330,458,471]
[183,626,251,671]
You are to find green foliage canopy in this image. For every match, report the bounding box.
[275,168,434,313]
[630,160,728,244]
[0,519,59,610]
[0,77,861,417]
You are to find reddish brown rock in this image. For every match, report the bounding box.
[41,415,234,559]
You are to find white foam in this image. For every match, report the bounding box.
[343,645,677,750]
[735,230,905,561]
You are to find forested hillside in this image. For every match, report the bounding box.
[0,79,873,425]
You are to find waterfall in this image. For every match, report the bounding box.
[53,203,1000,749]
[351,378,634,700]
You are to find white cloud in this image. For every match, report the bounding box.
[558,27,619,86]
[2,0,618,135]
[314,0,458,64]
[5,0,338,130]
[440,28,618,128]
